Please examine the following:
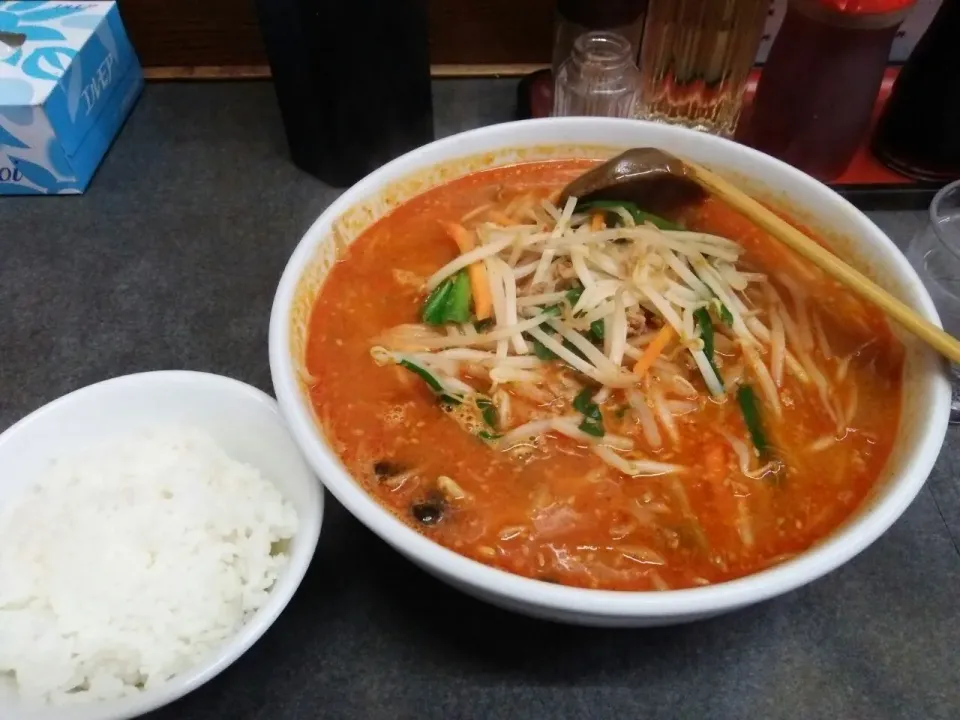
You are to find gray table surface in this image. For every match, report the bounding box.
[2,80,959,720]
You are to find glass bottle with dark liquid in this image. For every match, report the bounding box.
[255,0,434,187]
[872,0,960,182]
[737,0,915,182]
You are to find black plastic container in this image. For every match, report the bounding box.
[255,0,434,187]
[872,0,960,183]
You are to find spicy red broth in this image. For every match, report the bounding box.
[304,159,903,591]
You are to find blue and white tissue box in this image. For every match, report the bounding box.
[0,1,143,195]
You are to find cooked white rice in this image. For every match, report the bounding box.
[0,426,299,706]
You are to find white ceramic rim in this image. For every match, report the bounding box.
[0,371,324,720]
[270,118,950,619]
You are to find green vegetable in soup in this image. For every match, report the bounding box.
[573,388,605,437]
[565,283,584,311]
[531,337,557,361]
[398,360,463,406]
[590,319,605,343]
[737,385,768,455]
[445,271,472,323]
[694,307,724,388]
[421,278,453,325]
[526,322,590,365]
[719,303,734,327]
[576,200,681,231]
[475,396,498,429]
[421,270,472,325]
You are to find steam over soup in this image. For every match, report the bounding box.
[305,160,903,591]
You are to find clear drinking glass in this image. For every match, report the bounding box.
[906,179,960,423]
[553,31,641,119]
[636,0,769,136]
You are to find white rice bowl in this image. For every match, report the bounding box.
[0,426,299,706]
[0,371,323,720]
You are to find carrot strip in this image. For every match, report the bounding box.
[469,266,493,321]
[442,220,474,254]
[441,222,493,321]
[632,325,675,377]
[590,212,605,231]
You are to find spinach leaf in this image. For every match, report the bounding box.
[422,270,472,325]
[444,271,472,323]
[421,278,453,325]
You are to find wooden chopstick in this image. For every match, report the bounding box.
[684,159,960,365]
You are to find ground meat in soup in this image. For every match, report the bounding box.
[304,160,904,591]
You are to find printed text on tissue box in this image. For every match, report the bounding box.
[81,52,116,116]
[0,163,23,183]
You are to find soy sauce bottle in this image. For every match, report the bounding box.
[737,0,915,182]
[872,0,960,182]
[255,0,434,187]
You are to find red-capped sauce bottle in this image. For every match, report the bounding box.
[736,0,916,182]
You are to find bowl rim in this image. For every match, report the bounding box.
[0,370,324,720]
[269,117,950,619]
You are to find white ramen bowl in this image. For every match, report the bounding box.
[0,371,324,719]
[270,118,950,627]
